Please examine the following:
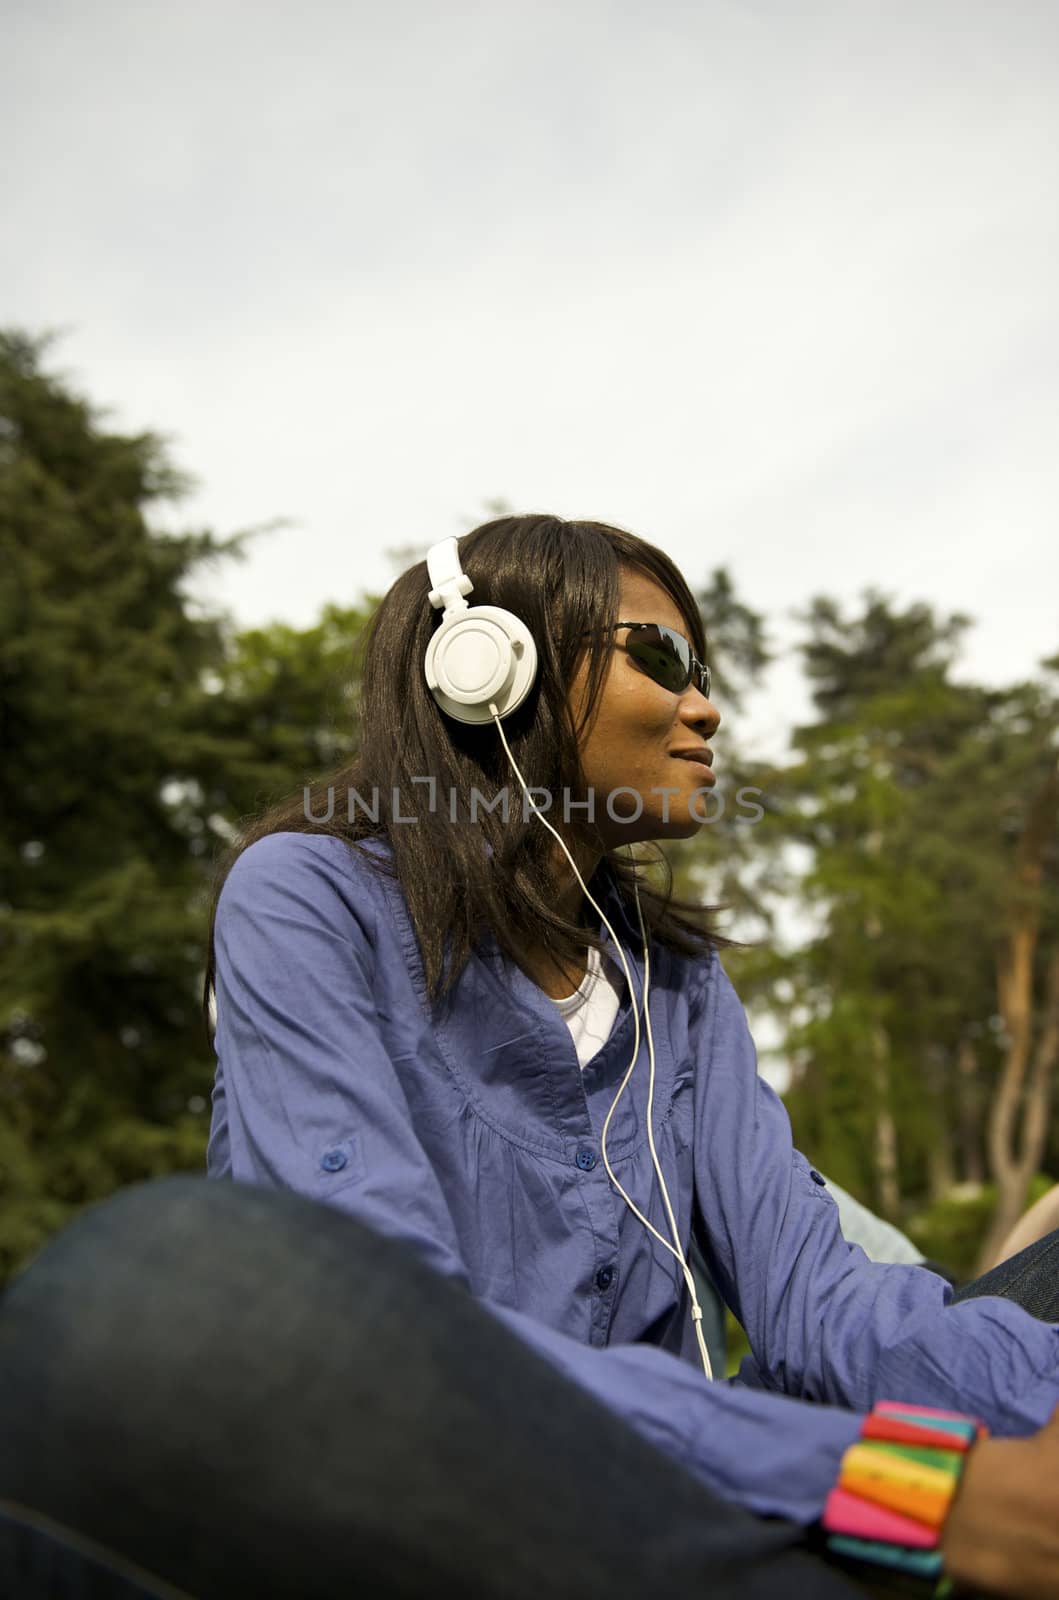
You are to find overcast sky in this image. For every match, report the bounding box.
[5,0,1057,758]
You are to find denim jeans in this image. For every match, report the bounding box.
[0,1179,1055,1600]
[951,1228,1059,1321]
[0,1177,862,1600]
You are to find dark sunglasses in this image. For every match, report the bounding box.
[587,622,712,699]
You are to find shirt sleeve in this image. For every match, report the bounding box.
[821,1177,925,1265]
[694,958,1059,1437]
[207,835,863,1523]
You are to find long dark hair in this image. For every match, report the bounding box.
[202,514,730,1033]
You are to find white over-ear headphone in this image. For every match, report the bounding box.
[422,536,714,1380]
[424,537,538,724]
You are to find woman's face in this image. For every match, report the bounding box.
[571,567,721,849]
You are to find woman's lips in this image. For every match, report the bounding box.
[672,753,716,783]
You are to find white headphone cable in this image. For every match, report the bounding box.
[489,704,713,1380]
[628,883,714,1381]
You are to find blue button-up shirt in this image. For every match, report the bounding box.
[207,832,1059,1522]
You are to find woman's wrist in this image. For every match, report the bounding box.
[940,1424,1059,1599]
[940,1436,1003,1592]
[822,1401,988,1595]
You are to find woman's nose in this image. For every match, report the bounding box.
[679,685,721,738]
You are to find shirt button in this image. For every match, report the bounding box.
[320,1149,348,1173]
[595,1265,615,1291]
[809,1168,826,1186]
[575,1147,597,1172]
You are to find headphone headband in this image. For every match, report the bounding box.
[426,538,474,619]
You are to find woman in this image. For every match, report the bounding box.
[197,515,1059,1595]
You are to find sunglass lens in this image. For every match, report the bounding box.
[627,626,691,692]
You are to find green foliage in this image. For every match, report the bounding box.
[0,332,253,1278]
[766,592,1058,1215]
[662,566,780,951]
[695,566,772,715]
[905,1175,1055,1281]
[0,331,384,1284]
[191,599,379,829]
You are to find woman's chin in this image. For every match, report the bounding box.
[601,812,707,848]
[658,813,708,842]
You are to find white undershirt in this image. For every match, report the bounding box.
[548,944,625,1069]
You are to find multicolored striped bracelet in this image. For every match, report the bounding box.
[822,1402,989,1595]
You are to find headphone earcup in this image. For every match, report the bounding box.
[425,604,538,724]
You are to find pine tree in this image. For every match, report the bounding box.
[776,592,1058,1229]
[0,331,249,1276]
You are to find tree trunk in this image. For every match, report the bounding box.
[978,947,1059,1271]
[924,1045,955,1199]
[872,1025,901,1220]
[926,1135,955,1201]
[955,1036,984,1187]
[976,768,1059,1275]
